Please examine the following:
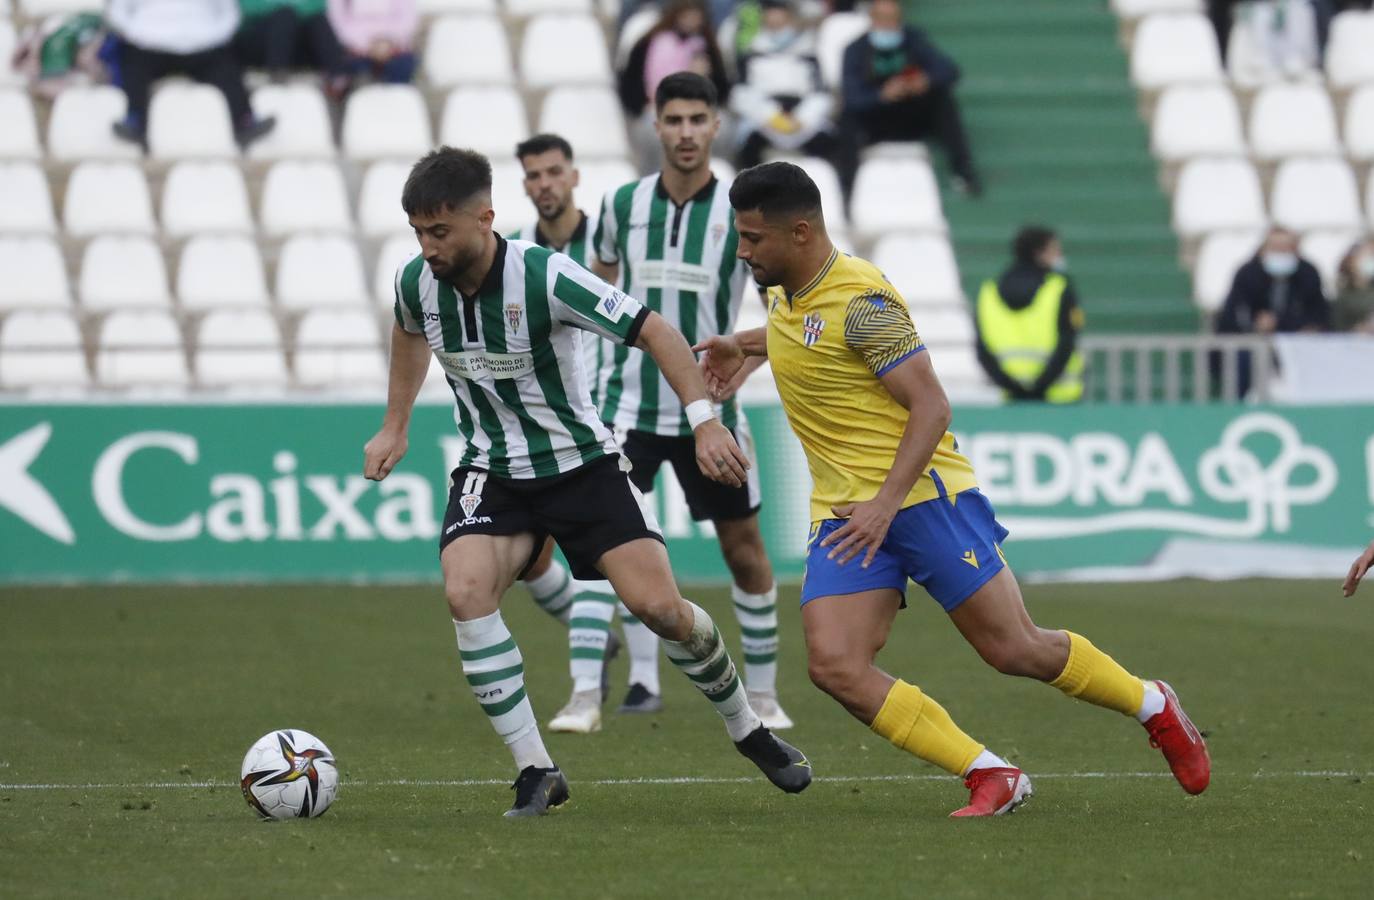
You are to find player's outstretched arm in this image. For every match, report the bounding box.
[693,327,767,401]
[363,324,431,481]
[1343,539,1374,597]
[637,312,750,488]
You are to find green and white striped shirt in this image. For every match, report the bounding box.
[394,236,648,479]
[593,174,751,436]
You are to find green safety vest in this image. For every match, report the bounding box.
[975,273,1084,403]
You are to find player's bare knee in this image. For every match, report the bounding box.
[626,594,687,639]
[977,633,1047,678]
[807,649,861,701]
[445,573,500,620]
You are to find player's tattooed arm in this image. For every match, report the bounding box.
[363,324,431,481]
[1343,539,1374,597]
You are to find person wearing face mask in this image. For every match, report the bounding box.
[974,225,1084,403]
[730,0,836,169]
[1332,238,1374,334]
[837,0,981,205]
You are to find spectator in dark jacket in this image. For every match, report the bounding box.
[1216,227,1329,335]
[837,0,980,203]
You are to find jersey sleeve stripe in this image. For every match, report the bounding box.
[874,343,927,377]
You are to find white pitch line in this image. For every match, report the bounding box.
[0,771,1368,791]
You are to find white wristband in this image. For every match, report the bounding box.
[685,399,717,430]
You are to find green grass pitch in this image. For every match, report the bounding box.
[2,579,1371,898]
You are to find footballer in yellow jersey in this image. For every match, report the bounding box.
[695,162,1211,817]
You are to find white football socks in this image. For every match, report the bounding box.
[964,749,1013,775]
[661,601,760,742]
[731,583,779,694]
[454,611,553,771]
[1136,680,1166,723]
[523,561,574,625]
[567,580,617,693]
[618,600,662,695]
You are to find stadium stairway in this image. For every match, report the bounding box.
[910,0,1197,333]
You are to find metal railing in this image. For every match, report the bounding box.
[1080,335,1275,404]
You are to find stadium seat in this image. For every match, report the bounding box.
[1192,230,1265,313]
[926,343,989,391]
[293,310,386,388]
[521,14,612,88]
[574,159,638,221]
[1366,177,1374,229]
[417,0,497,11]
[489,161,530,235]
[195,310,289,389]
[710,158,738,183]
[341,85,433,162]
[871,234,963,306]
[177,235,271,310]
[246,84,335,161]
[816,12,868,89]
[63,162,155,236]
[850,158,946,237]
[1171,158,1266,238]
[160,162,255,237]
[537,87,628,158]
[914,306,976,346]
[0,310,90,390]
[357,161,412,239]
[47,85,142,162]
[1129,13,1223,89]
[505,0,591,15]
[736,279,767,331]
[1344,86,1374,162]
[374,234,419,307]
[0,22,18,89]
[0,237,71,310]
[439,86,530,157]
[616,7,659,70]
[1269,158,1362,232]
[1299,230,1363,297]
[795,157,850,238]
[423,16,514,88]
[148,83,237,159]
[79,236,172,311]
[0,163,57,234]
[1247,84,1341,161]
[1111,0,1203,18]
[0,90,41,159]
[1150,85,1246,161]
[260,161,352,236]
[15,0,98,13]
[1325,11,1374,89]
[275,234,369,311]
[96,309,190,388]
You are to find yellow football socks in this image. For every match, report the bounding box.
[870,680,983,777]
[1049,631,1146,717]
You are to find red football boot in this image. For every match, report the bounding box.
[949,766,1033,817]
[1143,680,1210,795]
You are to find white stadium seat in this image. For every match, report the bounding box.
[423,16,514,88]
[914,306,976,346]
[0,22,18,89]
[0,90,41,159]
[1368,178,1374,229]
[816,12,868,89]
[177,236,271,310]
[1151,85,1246,161]
[1344,86,1374,162]
[0,237,71,310]
[1111,0,1203,18]
[96,310,190,388]
[616,8,659,69]
[489,161,531,235]
[0,163,57,234]
[275,234,369,311]
[417,0,497,12]
[16,0,97,12]
[357,161,413,239]
[149,83,237,159]
[79,236,172,311]
[0,311,90,390]
[505,0,591,16]
[1270,158,1362,232]
[1130,13,1224,89]
[260,161,352,236]
[850,158,946,237]
[247,84,335,160]
[1325,11,1374,89]
[374,235,419,307]
[294,310,386,388]
[1299,230,1363,297]
[1171,157,1266,237]
[195,310,290,389]
[871,234,963,306]
[795,157,850,238]
[1248,84,1341,161]
[47,86,141,162]
[160,162,255,237]
[710,158,738,183]
[537,87,628,158]
[574,159,638,222]
[1192,230,1265,313]
[521,14,612,88]
[439,86,529,157]
[63,162,155,236]
[341,85,433,162]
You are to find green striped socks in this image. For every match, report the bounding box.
[454,611,552,771]
[568,581,618,693]
[618,601,662,694]
[523,560,575,624]
[732,584,779,694]
[663,601,761,742]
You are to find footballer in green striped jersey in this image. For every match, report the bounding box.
[362,146,811,816]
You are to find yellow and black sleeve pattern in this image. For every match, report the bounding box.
[843,291,924,376]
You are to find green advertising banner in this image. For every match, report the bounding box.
[0,402,1369,584]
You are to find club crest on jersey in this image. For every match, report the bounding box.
[504,304,522,331]
[710,223,727,246]
[802,313,825,347]
[459,493,481,519]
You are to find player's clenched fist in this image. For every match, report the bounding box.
[363,426,408,481]
[693,419,750,488]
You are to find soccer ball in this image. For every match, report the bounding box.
[239,729,338,819]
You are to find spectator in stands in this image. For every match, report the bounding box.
[730,0,835,169]
[232,1,348,90]
[974,225,1084,404]
[11,13,112,100]
[1216,227,1329,336]
[106,0,276,150]
[327,0,418,85]
[1332,238,1374,333]
[1207,0,1348,65]
[837,0,980,203]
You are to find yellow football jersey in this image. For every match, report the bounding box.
[765,248,979,522]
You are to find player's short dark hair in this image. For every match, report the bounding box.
[655,71,718,113]
[1012,225,1058,265]
[729,162,823,223]
[514,133,574,164]
[402,146,493,218]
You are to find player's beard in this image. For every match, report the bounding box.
[536,193,568,222]
[429,240,482,282]
[665,141,708,176]
[747,263,780,288]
